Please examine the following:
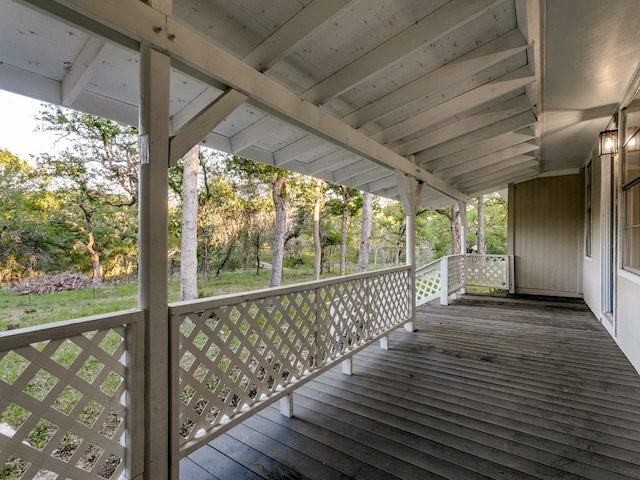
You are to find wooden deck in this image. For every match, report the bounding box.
[180,294,640,479]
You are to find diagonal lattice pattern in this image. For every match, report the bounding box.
[0,324,132,480]
[415,261,442,306]
[447,255,466,294]
[465,255,508,288]
[172,267,411,455]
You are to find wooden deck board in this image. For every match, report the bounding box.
[182,295,640,479]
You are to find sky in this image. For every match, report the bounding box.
[0,89,65,161]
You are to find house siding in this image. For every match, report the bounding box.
[510,175,584,297]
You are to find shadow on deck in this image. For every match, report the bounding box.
[181,294,640,479]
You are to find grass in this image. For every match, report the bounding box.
[0,265,355,479]
[0,267,328,332]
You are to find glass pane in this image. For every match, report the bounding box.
[624,130,640,184]
[625,183,640,271]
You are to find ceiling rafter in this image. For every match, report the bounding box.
[61,36,111,106]
[436,141,539,179]
[415,111,536,163]
[242,0,353,72]
[425,129,536,173]
[301,0,504,105]
[453,155,538,187]
[230,115,282,154]
[394,94,533,156]
[340,28,528,128]
[170,88,248,165]
[371,67,535,145]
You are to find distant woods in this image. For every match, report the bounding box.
[0,107,507,288]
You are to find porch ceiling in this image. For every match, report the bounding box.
[1,0,639,208]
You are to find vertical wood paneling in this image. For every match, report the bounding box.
[511,175,584,296]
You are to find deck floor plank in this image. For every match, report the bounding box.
[184,295,640,479]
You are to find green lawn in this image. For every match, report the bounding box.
[0,267,330,332]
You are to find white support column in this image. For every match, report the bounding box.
[440,257,449,306]
[457,200,467,295]
[341,357,353,375]
[138,45,171,480]
[380,336,389,350]
[280,393,294,418]
[395,165,425,333]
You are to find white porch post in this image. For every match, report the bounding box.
[457,200,467,297]
[395,165,425,333]
[139,45,171,480]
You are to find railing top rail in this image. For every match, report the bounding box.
[169,265,410,316]
[0,308,144,350]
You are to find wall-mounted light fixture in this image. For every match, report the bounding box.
[599,129,618,156]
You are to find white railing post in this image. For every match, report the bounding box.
[342,357,353,375]
[127,316,146,480]
[440,257,449,306]
[280,393,294,418]
[508,255,515,293]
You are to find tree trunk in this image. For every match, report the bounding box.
[86,229,102,285]
[358,192,373,273]
[452,202,462,255]
[477,195,485,254]
[269,174,286,287]
[313,179,322,280]
[339,187,350,276]
[180,145,199,301]
[79,205,102,284]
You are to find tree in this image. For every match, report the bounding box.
[37,107,139,283]
[225,156,288,285]
[358,192,373,273]
[477,195,485,254]
[326,185,361,275]
[179,145,199,300]
[312,178,323,280]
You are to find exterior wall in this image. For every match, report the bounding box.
[583,148,640,374]
[617,273,640,373]
[509,174,584,297]
[582,152,602,319]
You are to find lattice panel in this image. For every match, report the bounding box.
[447,255,466,294]
[0,328,128,480]
[415,263,442,306]
[172,267,412,454]
[176,292,316,443]
[466,255,508,288]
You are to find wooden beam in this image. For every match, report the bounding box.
[341,29,528,128]
[61,36,111,106]
[301,0,503,104]
[415,111,537,163]
[230,115,282,154]
[49,0,470,201]
[371,67,535,145]
[242,0,352,71]
[425,129,537,173]
[394,94,533,156]
[436,141,539,178]
[451,155,538,186]
[169,88,248,165]
[138,45,171,480]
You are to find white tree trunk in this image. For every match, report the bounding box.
[313,179,322,280]
[477,195,485,254]
[339,188,349,276]
[180,145,199,301]
[358,192,373,273]
[452,202,462,255]
[269,174,287,287]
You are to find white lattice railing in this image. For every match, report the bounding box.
[416,255,511,306]
[169,266,411,456]
[0,310,144,480]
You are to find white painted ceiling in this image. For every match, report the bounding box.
[1,0,639,208]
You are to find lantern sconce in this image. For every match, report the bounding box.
[599,129,618,156]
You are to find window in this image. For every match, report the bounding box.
[585,161,592,257]
[623,100,640,273]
